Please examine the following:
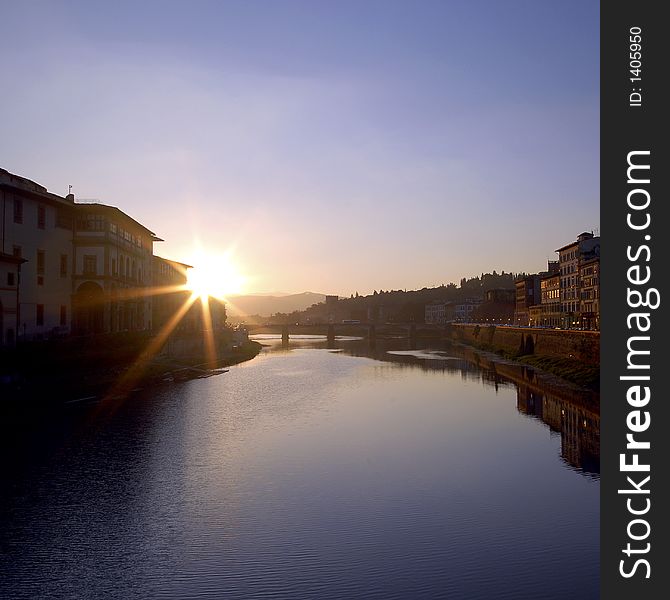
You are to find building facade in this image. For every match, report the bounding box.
[0,252,26,346]
[1,167,211,343]
[152,256,192,333]
[555,232,600,329]
[539,272,561,328]
[579,256,600,330]
[453,298,481,322]
[72,204,159,334]
[425,301,454,325]
[514,275,540,326]
[1,169,76,341]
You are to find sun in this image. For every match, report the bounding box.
[186,251,246,300]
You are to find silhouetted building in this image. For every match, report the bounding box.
[1,169,76,340]
[152,256,192,333]
[472,290,513,324]
[1,166,214,342]
[514,275,540,326]
[72,203,160,334]
[485,288,515,304]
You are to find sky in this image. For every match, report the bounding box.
[1,0,599,296]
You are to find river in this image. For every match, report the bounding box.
[0,335,599,599]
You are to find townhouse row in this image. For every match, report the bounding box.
[424,232,600,330]
[514,232,600,330]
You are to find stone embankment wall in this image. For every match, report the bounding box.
[448,324,600,365]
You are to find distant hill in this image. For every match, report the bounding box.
[226,292,326,317]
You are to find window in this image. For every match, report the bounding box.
[12,245,21,258]
[60,305,67,326]
[76,214,106,232]
[56,207,71,229]
[38,205,46,229]
[112,258,117,276]
[7,273,15,286]
[36,304,44,327]
[60,254,68,277]
[83,255,97,276]
[13,198,23,223]
[37,250,45,274]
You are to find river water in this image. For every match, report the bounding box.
[0,335,599,599]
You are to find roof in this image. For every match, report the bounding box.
[555,239,580,253]
[0,167,74,207]
[76,203,157,236]
[153,255,194,269]
[555,231,597,253]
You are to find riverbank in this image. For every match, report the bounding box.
[448,323,600,365]
[449,339,599,396]
[0,338,263,411]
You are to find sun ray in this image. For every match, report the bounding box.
[113,283,191,301]
[199,295,218,368]
[96,292,200,412]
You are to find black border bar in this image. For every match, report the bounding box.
[601,2,669,598]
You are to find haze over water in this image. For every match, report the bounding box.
[1,336,599,599]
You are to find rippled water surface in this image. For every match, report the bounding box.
[0,337,599,599]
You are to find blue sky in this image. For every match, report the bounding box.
[1,0,599,295]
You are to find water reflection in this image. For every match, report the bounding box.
[1,334,599,599]
[254,334,600,477]
[516,386,600,476]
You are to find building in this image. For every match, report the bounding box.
[453,298,481,322]
[579,256,600,330]
[1,168,76,341]
[472,290,514,324]
[2,167,212,343]
[515,262,560,328]
[485,288,515,304]
[555,232,600,329]
[0,252,26,346]
[72,203,160,334]
[513,276,540,326]
[152,256,192,333]
[425,301,454,325]
[539,271,561,328]
[528,304,542,328]
[323,294,339,323]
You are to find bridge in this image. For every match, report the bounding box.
[247,322,446,344]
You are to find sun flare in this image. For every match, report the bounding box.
[186,251,246,300]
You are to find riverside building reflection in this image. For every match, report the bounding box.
[260,334,600,478]
[516,385,599,475]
